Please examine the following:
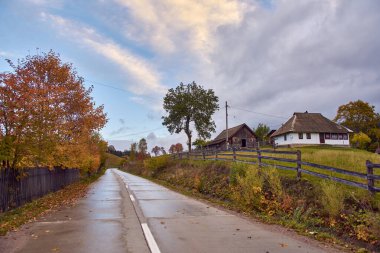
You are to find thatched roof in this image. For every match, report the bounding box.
[207,123,256,146]
[271,112,351,137]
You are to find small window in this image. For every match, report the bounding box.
[343,133,348,140]
[284,134,287,141]
[306,133,311,139]
[325,133,331,139]
[331,133,338,140]
[298,133,303,139]
[338,134,343,140]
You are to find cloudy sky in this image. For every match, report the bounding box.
[1,0,380,152]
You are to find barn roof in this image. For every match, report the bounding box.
[207,123,256,146]
[271,112,351,137]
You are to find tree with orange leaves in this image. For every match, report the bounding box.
[0,51,107,171]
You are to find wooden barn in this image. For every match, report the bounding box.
[206,123,257,150]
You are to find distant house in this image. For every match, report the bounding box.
[266,130,276,145]
[206,123,257,150]
[271,112,352,146]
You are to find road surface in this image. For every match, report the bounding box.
[0,169,341,253]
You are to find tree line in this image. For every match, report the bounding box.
[0,51,107,172]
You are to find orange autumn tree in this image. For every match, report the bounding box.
[0,51,107,172]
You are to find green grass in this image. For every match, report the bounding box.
[193,146,380,188]
[104,153,126,169]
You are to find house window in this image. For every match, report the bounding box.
[331,133,338,140]
[338,134,343,140]
[298,133,303,139]
[284,134,287,141]
[343,133,348,140]
[306,133,311,139]
[325,133,331,139]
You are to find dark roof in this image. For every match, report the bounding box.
[266,130,276,137]
[271,112,350,137]
[207,123,256,146]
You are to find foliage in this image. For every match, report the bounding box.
[143,155,170,175]
[162,81,219,151]
[253,123,270,141]
[129,142,137,161]
[231,166,264,211]
[192,138,208,150]
[320,180,345,219]
[334,100,380,151]
[138,138,147,160]
[334,100,379,134]
[352,132,372,149]
[229,162,247,185]
[175,143,183,153]
[151,146,161,156]
[0,51,107,170]
[104,153,126,169]
[160,147,167,155]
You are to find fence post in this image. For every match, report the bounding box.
[296,150,302,180]
[215,150,218,160]
[257,147,262,167]
[233,148,236,161]
[366,160,375,194]
[202,151,205,161]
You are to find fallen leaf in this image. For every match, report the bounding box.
[279,243,288,247]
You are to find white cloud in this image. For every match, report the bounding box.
[115,0,248,58]
[40,12,167,97]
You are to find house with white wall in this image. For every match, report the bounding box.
[271,112,352,146]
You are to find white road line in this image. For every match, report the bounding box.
[141,223,161,253]
[129,194,135,202]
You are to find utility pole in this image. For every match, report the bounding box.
[226,101,229,150]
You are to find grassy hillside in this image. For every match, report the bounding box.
[104,153,126,169]
[282,146,380,173]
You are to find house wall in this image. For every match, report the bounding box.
[274,133,350,146]
[231,127,256,149]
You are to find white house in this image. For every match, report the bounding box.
[271,112,352,146]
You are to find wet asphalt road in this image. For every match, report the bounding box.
[0,169,341,253]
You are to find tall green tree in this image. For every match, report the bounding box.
[162,82,219,152]
[253,123,270,141]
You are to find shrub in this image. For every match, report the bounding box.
[262,167,283,199]
[229,162,248,185]
[143,155,170,176]
[320,180,345,218]
[231,165,264,211]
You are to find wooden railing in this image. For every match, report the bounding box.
[172,149,380,194]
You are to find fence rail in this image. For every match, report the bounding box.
[0,167,80,212]
[172,149,380,194]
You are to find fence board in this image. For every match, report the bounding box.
[300,161,367,179]
[0,167,80,212]
[300,169,368,190]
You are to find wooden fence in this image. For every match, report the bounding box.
[173,149,380,194]
[0,167,80,212]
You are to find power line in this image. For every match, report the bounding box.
[85,79,160,102]
[229,105,288,119]
[107,126,167,139]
